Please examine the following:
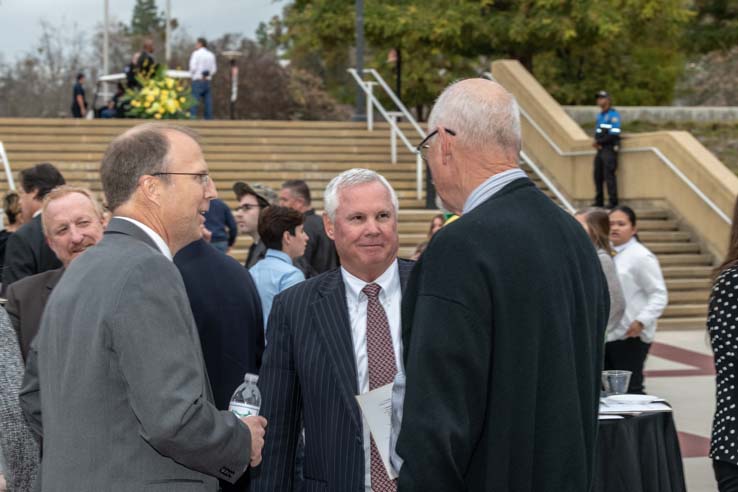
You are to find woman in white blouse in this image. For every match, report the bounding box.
[607,206,668,394]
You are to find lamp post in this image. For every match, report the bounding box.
[222,51,242,120]
[165,0,171,64]
[103,0,109,77]
[352,0,366,121]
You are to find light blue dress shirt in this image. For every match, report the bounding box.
[462,168,528,214]
[249,249,305,328]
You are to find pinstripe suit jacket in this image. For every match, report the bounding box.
[252,259,413,492]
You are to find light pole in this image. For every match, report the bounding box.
[103,0,109,76]
[222,51,242,120]
[165,0,171,64]
[353,0,366,121]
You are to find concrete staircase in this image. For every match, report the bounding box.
[0,118,713,330]
[523,162,711,330]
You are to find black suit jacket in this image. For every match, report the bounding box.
[2,215,61,292]
[174,239,265,411]
[397,178,609,491]
[251,259,414,492]
[6,267,64,362]
[302,209,339,275]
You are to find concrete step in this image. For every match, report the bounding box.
[668,290,710,303]
[658,317,708,331]
[658,254,713,266]
[638,231,691,242]
[663,304,708,318]
[647,242,701,254]
[662,266,713,278]
[666,278,712,291]
[7,152,417,163]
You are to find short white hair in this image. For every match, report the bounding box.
[323,168,399,221]
[428,78,521,156]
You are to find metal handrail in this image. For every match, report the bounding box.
[0,142,15,191]
[363,68,425,138]
[483,71,731,224]
[520,151,575,213]
[347,68,425,200]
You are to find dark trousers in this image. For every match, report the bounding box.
[714,459,738,492]
[593,146,618,207]
[604,338,651,394]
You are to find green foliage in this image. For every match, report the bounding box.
[685,0,738,53]
[130,0,164,36]
[276,0,693,108]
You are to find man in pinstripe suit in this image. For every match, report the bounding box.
[252,168,413,492]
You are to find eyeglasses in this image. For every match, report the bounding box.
[234,203,261,213]
[151,172,210,185]
[416,128,456,163]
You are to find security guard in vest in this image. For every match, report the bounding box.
[592,90,621,208]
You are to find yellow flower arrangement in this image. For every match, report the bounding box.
[124,65,193,119]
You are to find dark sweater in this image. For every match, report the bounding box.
[397,177,609,492]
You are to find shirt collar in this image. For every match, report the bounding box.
[113,216,173,261]
[341,260,400,304]
[33,209,42,218]
[613,236,637,254]
[265,248,293,264]
[462,168,528,214]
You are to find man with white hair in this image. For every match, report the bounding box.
[395,79,609,491]
[252,168,414,492]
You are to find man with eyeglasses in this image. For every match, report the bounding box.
[232,182,274,269]
[20,123,266,491]
[394,79,608,491]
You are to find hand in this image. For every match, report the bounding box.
[242,416,267,467]
[592,141,600,149]
[625,320,644,338]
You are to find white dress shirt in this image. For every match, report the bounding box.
[189,47,217,81]
[114,216,172,261]
[341,261,402,491]
[612,237,668,343]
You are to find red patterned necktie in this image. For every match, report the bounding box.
[362,283,397,492]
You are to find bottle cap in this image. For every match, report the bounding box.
[244,373,259,384]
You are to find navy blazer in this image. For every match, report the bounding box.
[251,259,414,492]
[174,239,265,411]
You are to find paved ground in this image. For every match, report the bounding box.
[645,329,717,491]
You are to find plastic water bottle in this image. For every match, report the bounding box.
[228,373,261,418]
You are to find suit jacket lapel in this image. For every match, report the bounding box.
[42,268,65,306]
[397,258,414,292]
[312,269,362,433]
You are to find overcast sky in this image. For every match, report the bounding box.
[0,0,287,61]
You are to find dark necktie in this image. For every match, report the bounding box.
[362,283,397,492]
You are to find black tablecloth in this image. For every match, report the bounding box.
[593,412,687,492]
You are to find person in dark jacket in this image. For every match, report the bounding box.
[203,198,237,253]
[2,163,65,292]
[592,90,622,208]
[279,179,339,275]
[233,182,274,268]
[396,78,609,492]
[174,237,265,492]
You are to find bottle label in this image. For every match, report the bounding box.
[229,402,260,418]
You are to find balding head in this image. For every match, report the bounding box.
[423,79,522,214]
[100,123,199,212]
[428,78,521,160]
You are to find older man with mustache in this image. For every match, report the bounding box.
[6,186,105,361]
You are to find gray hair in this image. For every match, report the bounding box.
[428,78,521,156]
[100,123,200,211]
[323,168,399,221]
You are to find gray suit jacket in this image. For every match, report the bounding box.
[19,218,251,492]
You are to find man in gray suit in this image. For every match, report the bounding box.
[20,123,267,491]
